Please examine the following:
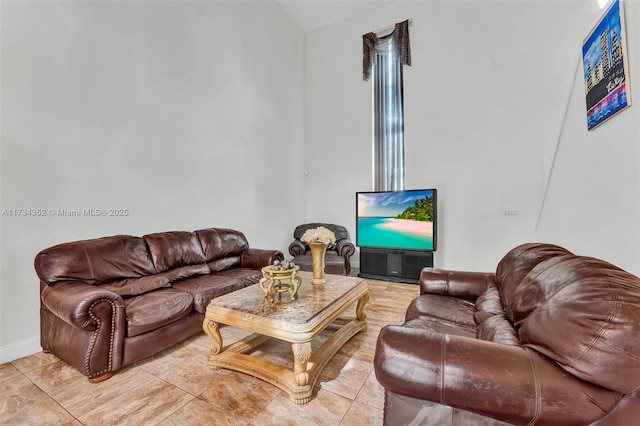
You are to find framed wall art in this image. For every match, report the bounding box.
[582,0,631,130]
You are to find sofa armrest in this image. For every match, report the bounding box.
[288,240,306,257]
[420,268,495,300]
[241,248,284,269]
[374,325,620,425]
[333,238,355,258]
[40,280,127,380]
[40,280,125,331]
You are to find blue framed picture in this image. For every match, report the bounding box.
[582,0,632,130]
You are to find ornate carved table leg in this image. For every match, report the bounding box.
[356,293,370,321]
[203,319,223,369]
[292,341,312,404]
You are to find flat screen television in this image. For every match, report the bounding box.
[356,189,437,252]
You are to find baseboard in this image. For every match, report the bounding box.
[0,335,40,364]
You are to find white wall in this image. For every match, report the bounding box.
[0,1,305,362]
[305,0,640,273]
[537,1,640,274]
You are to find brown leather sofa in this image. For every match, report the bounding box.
[288,223,356,275]
[35,228,283,382]
[374,243,640,425]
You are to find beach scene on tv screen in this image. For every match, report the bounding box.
[358,191,435,250]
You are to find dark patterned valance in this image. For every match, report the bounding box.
[362,19,411,81]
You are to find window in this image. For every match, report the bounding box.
[363,20,411,191]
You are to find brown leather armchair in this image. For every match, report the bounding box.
[374,243,640,425]
[288,223,356,276]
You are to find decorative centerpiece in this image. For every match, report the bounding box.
[300,226,336,285]
[259,259,302,302]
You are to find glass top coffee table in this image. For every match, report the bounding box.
[203,271,369,405]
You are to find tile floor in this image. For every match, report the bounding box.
[0,279,418,426]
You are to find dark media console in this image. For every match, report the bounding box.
[358,247,433,284]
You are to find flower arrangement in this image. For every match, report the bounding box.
[300,226,336,245]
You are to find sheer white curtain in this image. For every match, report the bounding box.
[372,36,405,191]
[363,20,411,191]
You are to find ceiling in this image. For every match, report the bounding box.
[276,0,396,33]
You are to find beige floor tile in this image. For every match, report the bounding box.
[158,351,222,396]
[337,330,378,363]
[249,337,295,366]
[189,331,214,349]
[75,375,194,425]
[23,358,88,396]
[160,337,206,361]
[47,367,160,414]
[134,337,206,377]
[198,369,281,422]
[135,349,185,377]
[316,354,371,400]
[157,396,249,425]
[253,388,352,426]
[244,328,335,368]
[10,351,59,374]
[0,372,76,425]
[340,400,384,426]
[0,363,24,384]
[354,370,385,410]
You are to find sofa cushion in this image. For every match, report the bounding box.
[207,256,242,273]
[173,268,261,313]
[35,235,157,284]
[506,254,574,325]
[143,231,207,273]
[123,288,193,337]
[406,294,476,327]
[99,275,171,297]
[474,285,504,324]
[476,314,520,345]
[212,268,262,287]
[173,275,245,313]
[102,265,210,298]
[495,243,572,321]
[160,264,210,282]
[195,228,249,265]
[516,255,640,394]
[403,317,476,338]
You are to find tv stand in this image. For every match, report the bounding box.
[358,248,433,284]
